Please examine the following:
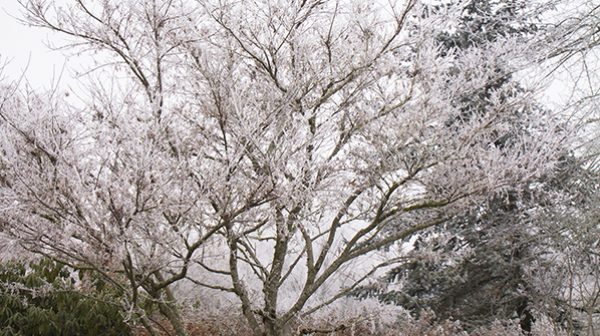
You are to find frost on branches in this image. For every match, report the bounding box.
[0,0,568,335]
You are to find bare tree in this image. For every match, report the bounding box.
[0,0,572,335]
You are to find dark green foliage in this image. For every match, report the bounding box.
[0,258,131,336]
[352,191,538,330]
[352,152,595,331]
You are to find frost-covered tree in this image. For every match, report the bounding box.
[353,154,591,332]
[348,1,600,333]
[533,157,600,335]
[0,0,572,335]
[348,0,561,331]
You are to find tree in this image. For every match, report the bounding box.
[0,1,569,335]
[352,155,592,333]
[348,0,566,331]
[529,151,600,335]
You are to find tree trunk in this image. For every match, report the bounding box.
[158,301,188,336]
[262,319,292,336]
[139,315,160,336]
[152,272,189,336]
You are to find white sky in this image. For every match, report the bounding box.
[0,1,77,90]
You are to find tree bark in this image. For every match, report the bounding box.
[153,272,189,336]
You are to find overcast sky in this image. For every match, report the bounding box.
[0,1,76,90]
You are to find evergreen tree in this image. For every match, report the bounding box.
[352,0,569,331]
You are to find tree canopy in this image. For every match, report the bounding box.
[0,0,598,335]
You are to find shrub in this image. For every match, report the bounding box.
[0,258,130,336]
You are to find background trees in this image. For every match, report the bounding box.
[349,1,600,334]
[0,0,588,335]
